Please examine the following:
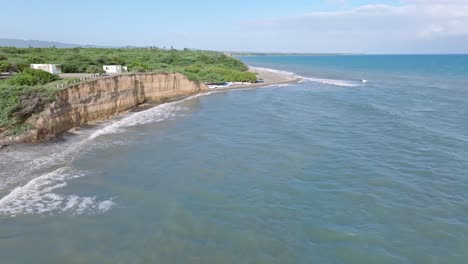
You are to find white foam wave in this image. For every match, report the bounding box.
[266,83,294,88]
[0,167,114,217]
[300,77,362,87]
[89,92,214,139]
[0,92,221,217]
[248,65,364,87]
[90,103,186,139]
[249,66,296,76]
[0,138,93,191]
[276,83,293,87]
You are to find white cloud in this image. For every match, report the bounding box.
[403,0,468,4]
[244,1,468,53]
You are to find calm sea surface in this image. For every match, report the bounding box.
[1,55,468,263]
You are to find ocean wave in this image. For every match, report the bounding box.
[300,77,362,87]
[0,167,114,217]
[249,65,365,87]
[0,92,218,217]
[89,103,187,139]
[249,66,297,77]
[89,92,214,140]
[264,83,294,88]
[0,135,94,191]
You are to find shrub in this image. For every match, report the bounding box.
[62,63,79,73]
[0,61,10,72]
[0,85,56,126]
[129,61,151,72]
[7,68,59,86]
[85,65,105,73]
[27,55,44,64]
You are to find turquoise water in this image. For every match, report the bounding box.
[1,55,468,263]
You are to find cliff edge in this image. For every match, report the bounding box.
[0,72,208,145]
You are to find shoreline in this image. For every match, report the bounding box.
[207,66,301,92]
[0,67,299,149]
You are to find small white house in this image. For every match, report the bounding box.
[103,65,128,74]
[30,64,62,74]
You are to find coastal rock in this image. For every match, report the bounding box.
[3,73,207,143]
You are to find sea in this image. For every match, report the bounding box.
[0,55,467,263]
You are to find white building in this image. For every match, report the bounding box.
[103,65,128,74]
[30,64,62,74]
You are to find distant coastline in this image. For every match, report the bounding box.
[233,52,366,56]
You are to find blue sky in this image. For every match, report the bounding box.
[2,0,467,53]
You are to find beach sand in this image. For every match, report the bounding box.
[211,67,301,91]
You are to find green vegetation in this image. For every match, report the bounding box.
[6,68,59,86]
[0,61,10,72]
[4,123,36,137]
[0,85,57,127]
[0,47,256,131]
[0,47,256,83]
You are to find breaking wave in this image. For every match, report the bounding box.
[249,66,297,77]
[0,167,114,217]
[90,92,213,140]
[250,66,365,87]
[300,77,363,87]
[0,92,215,217]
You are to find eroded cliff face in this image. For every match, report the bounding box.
[1,73,207,144]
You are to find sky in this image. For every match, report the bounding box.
[1,0,468,53]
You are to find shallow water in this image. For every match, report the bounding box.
[1,55,468,263]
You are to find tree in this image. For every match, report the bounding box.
[27,55,44,64]
[85,65,105,74]
[0,61,10,72]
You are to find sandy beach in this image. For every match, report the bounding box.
[210,66,301,91]
[250,67,300,84]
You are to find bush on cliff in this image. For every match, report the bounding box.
[6,69,59,86]
[0,85,56,127]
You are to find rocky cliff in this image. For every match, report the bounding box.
[1,73,208,144]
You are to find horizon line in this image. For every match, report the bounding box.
[1,37,467,56]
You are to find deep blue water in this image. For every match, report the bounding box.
[1,55,468,263]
